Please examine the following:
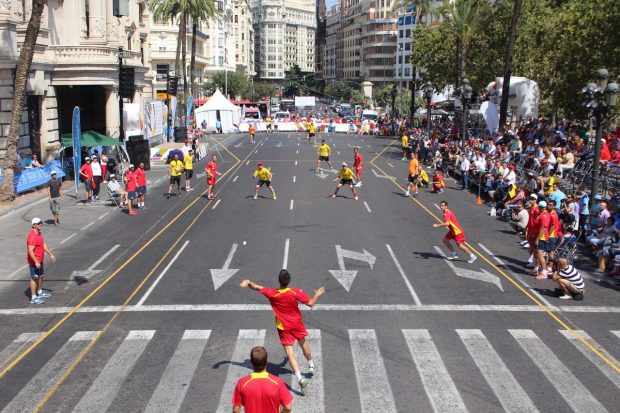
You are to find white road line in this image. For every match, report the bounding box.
[293,176,296,183]
[349,329,397,413]
[296,150,299,154]
[245,160,250,165]
[154,178,162,184]
[145,330,211,413]
[81,222,95,231]
[4,264,27,280]
[456,329,538,412]
[295,160,298,166]
[1,331,99,413]
[298,142,300,146]
[367,145,371,148]
[291,330,324,412]
[363,201,371,213]
[255,149,259,154]
[216,330,266,413]
[73,330,155,413]
[282,238,290,269]
[88,245,120,270]
[136,240,190,306]
[613,331,620,339]
[290,200,294,210]
[509,329,607,412]
[477,243,556,310]
[98,211,110,220]
[212,199,221,209]
[60,233,77,244]
[387,162,394,168]
[337,151,341,155]
[0,332,44,370]
[233,175,238,182]
[559,330,620,390]
[433,203,441,210]
[403,329,467,413]
[386,244,422,305]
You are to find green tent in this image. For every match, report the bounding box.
[60,131,123,147]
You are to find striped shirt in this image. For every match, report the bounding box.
[558,265,584,290]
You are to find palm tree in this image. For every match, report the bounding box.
[188,0,219,98]
[0,0,47,201]
[499,0,523,129]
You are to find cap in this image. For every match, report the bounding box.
[594,194,602,200]
[85,157,91,161]
[342,162,347,167]
[538,201,547,208]
[109,174,116,178]
[509,165,515,170]
[257,161,263,166]
[31,217,42,225]
[50,171,57,176]
[530,193,538,199]
[129,164,135,169]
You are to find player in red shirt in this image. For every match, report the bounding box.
[232,346,293,413]
[205,154,220,200]
[124,164,138,215]
[26,217,56,304]
[534,201,551,279]
[240,270,325,394]
[433,201,477,263]
[79,157,93,203]
[353,147,363,187]
[525,197,541,267]
[135,162,147,209]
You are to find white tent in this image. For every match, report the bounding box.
[194,89,241,133]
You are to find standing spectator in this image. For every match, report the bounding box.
[79,157,93,203]
[552,258,585,300]
[201,119,207,132]
[27,217,56,304]
[578,189,590,232]
[459,154,470,190]
[124,164,138,215]
[181,140,191,157]
[90,156,102,200]
[549,183,566,211]
[100,150,108,182]
[135,162,147,209]
[48,171,63,225]
[216,119,222,134]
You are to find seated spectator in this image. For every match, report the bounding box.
[31,153,42,168]
[106,174,128,205]
[586,217,616,247]
[431,170,445,193]
[557,148,575,177]
[551,258,584,300]
[508,202,528,234]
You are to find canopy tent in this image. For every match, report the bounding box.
[195,89,241,133]
[60,131,123,147]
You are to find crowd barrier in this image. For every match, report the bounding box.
[0,161,66,195]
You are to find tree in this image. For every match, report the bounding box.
[188,0,219,98]
[203,71,250,99]
[0,0,47,201]
[253,82,276,100]
[499,0,524,129]
[324,82,354,101]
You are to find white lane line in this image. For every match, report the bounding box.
[60,233,77,244]
[295,160,298,166]
[403,329,467,413]
[387,162,394,168]
[282,238,290,269]
[216,330,266,413]
[261,142,264,146]
[245,161,250,165]
[363,201,371,213]
[154,178,162,184]
[87,245,121,271]
[233,175,238,182]
[136,240,190,306]
[293,176,296,183]
[298,142,300,146]
[73,330,156,413]
[337,151,341,155]
[290,200,294,210]
[434,203,441,210]
[81,222,95,231]
[4,265,28,280]
[296,150,299,154]
[0,333,45,371]
[349,329,397,413]
[559,330,620,391]
[509,329,607,413]
[456,329,538,412]
[212,199,221,209]
[291,330,324,412]
[1,331,99,413]
[386,244,422,305]
[478,243,556,310]
[613,331,620,339]
[98,211,110,220]
[367,145,371,148]
[145,330,211,413]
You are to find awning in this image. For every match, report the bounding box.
[60,131,123,147]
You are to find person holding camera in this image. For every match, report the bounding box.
[508,202,529,235]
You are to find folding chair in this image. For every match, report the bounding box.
[106,186,122,207]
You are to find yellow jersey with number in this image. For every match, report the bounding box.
[169,160,183,176]
[319,144,330,157]
[253,167,272,181]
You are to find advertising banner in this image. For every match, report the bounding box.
[72,106,81,193]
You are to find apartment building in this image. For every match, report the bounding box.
[323,4,341,81]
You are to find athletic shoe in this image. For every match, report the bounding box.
[166,193,170,199]
[535,271,548,280]
[298,378,308,395]
[254,194,258,200]
[189,188,195,191]
[414,191,418,197]
[467,255,477,264]
[129,210,138,216]
[38,291,51,298]
[447,252,458,260]
[354,195,359,200]
[521,242,530,249]
[331,194,336,198]
[519,240,529,245]
[527,255,534,264]
[559,294,573,300]
[405,191,410,197]
[273,195,277,200]
[573,293,584,301]
[308,366,316,376]
[30,296,44,304]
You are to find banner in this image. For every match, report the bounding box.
[186,96,194,128]
[72,106,81,193]
[480,101,499,134]
[0,161,66,194]
[295,96,316,107]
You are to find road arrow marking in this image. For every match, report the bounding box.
[275,142,283,148]
[210,244,240,290]
[315,171,329,179]
[197,172,207,178]
[433,246,503,291]
[233,142,242,148]
[372,169,395,180]
[329,245,376,292]
[66,245,120,288]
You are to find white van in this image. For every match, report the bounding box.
[360,110,378,121]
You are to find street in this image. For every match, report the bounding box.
[0,131,619,412]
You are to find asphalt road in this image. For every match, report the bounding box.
[0,131,619,412]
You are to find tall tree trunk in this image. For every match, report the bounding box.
[181,10,188,103]
[499,0,523,130]
[409,67,416,118]
[175,15,182,76]
[459,41,468,83]
[191,20,197,98]
[0,0,47,201]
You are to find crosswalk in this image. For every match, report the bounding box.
[1,328,618,412]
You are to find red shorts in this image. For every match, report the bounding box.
[207,177,216,186]
[356,167,362,175]
[445,231,466,244]
[277,325,308,346]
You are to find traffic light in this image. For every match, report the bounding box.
[167,76,178,96]
[119,66,135,99]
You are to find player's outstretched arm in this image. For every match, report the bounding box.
[240,279,263,291]
[306,287,325,307]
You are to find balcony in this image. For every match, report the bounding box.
[49,45,142,66]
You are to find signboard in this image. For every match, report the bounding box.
[186,96,194,128]
[156,92,169,100]
[145,101,165,139]
[295,96,316,107]
[72,106,81,194]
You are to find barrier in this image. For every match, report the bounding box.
[0,161,66,195]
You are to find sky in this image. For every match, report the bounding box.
[326,0,338,8]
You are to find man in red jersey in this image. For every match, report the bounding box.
[124,164,138,215]
[240,270,325,395]
[433,200,477,263]
[135,162,147,209]
[205,154,220,200]
[79,157,93,204]
[534,201,551,279]
[524,197,541,267]
[27,218,56,304]
[353,147,363,187]
[232,346,293,413]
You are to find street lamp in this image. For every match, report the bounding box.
[459,78,473,146]
[398,44,404,118]
[581,68,618,201]
[423,81,434,137]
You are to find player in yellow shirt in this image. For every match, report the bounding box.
[401,134,409,161]
[307,123,316,144]
[316,139,333,172]
[405,153,419,197]
[331,162,359,200]
[265,116,273,134]
[253,161,276,200]
[166,153,184,198]
[184,149,194,191]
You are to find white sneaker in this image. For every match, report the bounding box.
[405,191,410,197]
[253,194,257,200]
[467,255,477,264]
[559,294,573,300]
[447,252,458,260]
[354,195,359,200]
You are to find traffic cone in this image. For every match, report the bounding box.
[476,195,482,205]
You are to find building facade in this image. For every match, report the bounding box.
[323,4,341,81]
[252,0,316,80]
[0,0,153,162]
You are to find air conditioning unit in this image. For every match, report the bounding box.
[113,0,129,17]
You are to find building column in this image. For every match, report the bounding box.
[88,0,106,39]
[104,86,120,138]
[106,0,120,44]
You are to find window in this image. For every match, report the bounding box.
[399,30,403,38]
[234,15,238,23]
[218,56,224,66]
[405,43,411,51]
[405,29,411,37]
[158,37,167,51]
